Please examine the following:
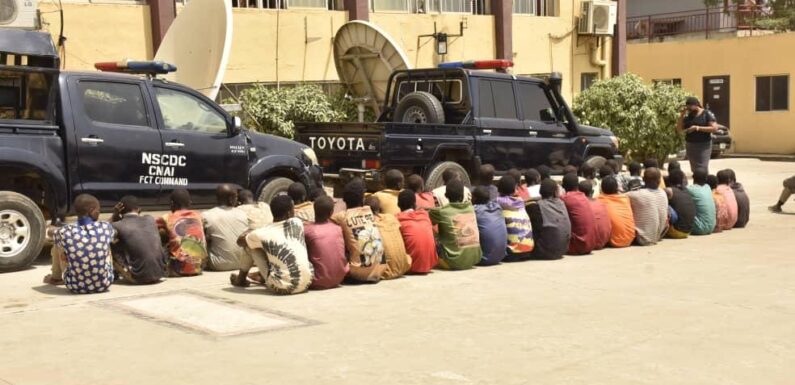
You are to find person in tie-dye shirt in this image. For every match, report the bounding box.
[157,189,208,276]
[495,176,534,261]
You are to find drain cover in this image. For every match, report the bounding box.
[103,291,314,337]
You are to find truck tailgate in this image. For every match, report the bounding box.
[294,122,384,173]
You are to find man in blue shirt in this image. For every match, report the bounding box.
[471,186,507,266]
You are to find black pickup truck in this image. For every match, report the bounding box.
[295,63,621,191]
[0,30,322,271]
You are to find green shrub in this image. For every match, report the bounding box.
[573,73,694,164]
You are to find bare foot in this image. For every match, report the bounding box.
[229,273,250,288]
[42,274,64,285]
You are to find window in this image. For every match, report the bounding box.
[372,0,408,11]
[397,79,463,104]
[518,82,554,121]
[581,72,599,91]
[514,0,555,15]
[288,0,327,8]
[479,80,517,119]
[231,0,334,9]
[155,87,227,134]
[653,78,682,87]
[756,75,789,112]
[439,0,471,13]
[513,0,535,14]
[78,81,148,127]
[0,71,53,122]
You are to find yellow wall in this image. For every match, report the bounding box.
[628,32,795,154]
[38,1,611,102]
[40,3,153,71]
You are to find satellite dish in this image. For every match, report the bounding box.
[334,20,411,116]
[154,0,232,100]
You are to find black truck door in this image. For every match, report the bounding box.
[68,78,163,206]
[151,85,248,206]
[473,78,527,171]
[517,81,573,171]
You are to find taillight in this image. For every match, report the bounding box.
[321,159,332,168]
[362,159,381,170]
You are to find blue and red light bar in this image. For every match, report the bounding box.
[437,59,514,70]
[94,60,177,75]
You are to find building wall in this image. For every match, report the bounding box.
[628,32,795,154]
[39,1,612,102]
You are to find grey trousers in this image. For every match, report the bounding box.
[686,141,712,174]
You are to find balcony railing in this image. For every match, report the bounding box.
[627,4,773,42]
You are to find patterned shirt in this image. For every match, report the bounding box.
[331,206,386,282]
[429,202,482,270]
[627,188,669,246]
[246,218,314,295]
[53,218,115,294]
[157,210,208,276]
[495,195,534,256]
[716,185,738,228]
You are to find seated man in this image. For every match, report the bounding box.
[495,176,534,261]
[626,168,669,245]
[605,159,627,193]
[288,182,314,222]
[477,164,499,200]
[396,190,438,273]
[665,169,696,239]
[769,174,795,213]
[234,196,314,295]
[366,197,412,280]
[406,174,436,210]
[157,189,208,276]
[579,181,611,250]
[508,168,530,201]
[597,176,636,248]
[725,169,750,228]
[707,175,732,232]
[525,169,542,201]
[472,186,508,266]
[331,178,386,283]
[716,170,739,228]
[237,189,273,230]
[304,196,349,290]
[372,169,403,215]
[686,168,717,235]
[110,195,165,285]
[45,194,115,294]
[626,161,644,191]
[526,179,571,260]
[432,169,472,207]
[202,184,249,271]
[580,164,601,198]
[560,173,597,255]
[429,180,482,270]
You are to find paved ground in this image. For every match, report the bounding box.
[2,158,794,385]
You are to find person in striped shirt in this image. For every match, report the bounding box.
[495,175,534,261]
[626,167,669,246]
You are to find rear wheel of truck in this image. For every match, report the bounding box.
[393,91,445,124]
[0,192,46,272]
[258,177,295,204]
[425,161,471,190]
[584,155,607,171]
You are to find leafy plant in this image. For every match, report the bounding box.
[573,73,694,165]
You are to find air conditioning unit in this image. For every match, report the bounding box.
[0,0,38,30]
[578,0,616,36]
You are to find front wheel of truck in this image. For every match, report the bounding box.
[0,192,46,272]
[258,177,295,204]
[425,161,472,190]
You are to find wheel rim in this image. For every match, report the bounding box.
[402,106,428,124]
[0,210,31,258]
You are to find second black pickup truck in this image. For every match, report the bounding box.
[295,60,622,191]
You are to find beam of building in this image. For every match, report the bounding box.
[492,0,512,70]
[149,0,176,53]
[612,0,627,76]
[345,0,369,21]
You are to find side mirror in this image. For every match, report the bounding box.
[231,116,242,135]
[539,108,556,122]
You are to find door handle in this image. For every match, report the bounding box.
[528,131,538,137]
[552,133,566,138]
[165,141,185,148]
[483,129,492,135]
[80,137,104,144]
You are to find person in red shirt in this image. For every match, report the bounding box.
[304,196,349,290]
[395,190,438,273]
[406,174,436,210]
[508,168,530,202]
[579,180,612,250]
[561,173,597,255]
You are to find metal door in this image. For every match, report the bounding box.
[703,76,730,127]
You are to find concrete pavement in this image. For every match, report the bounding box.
[1,158,794,385]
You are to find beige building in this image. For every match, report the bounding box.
[37,0,620,103]
[626,3,794,155]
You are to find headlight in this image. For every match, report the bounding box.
[302,147,319,166]
[609,135,620,148]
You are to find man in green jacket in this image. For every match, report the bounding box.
[429,179,482,270]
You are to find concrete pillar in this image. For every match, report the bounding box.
[611,0,626,76]
[149,0,176,53]
[345,0,369,21]
[492,0,512,66]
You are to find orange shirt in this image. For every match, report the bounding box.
[712,191,732,232]
[597,193,636,248]
[415,192,436,210]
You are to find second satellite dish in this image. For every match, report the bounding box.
[154,0,232,100]
[334,20,411,115]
